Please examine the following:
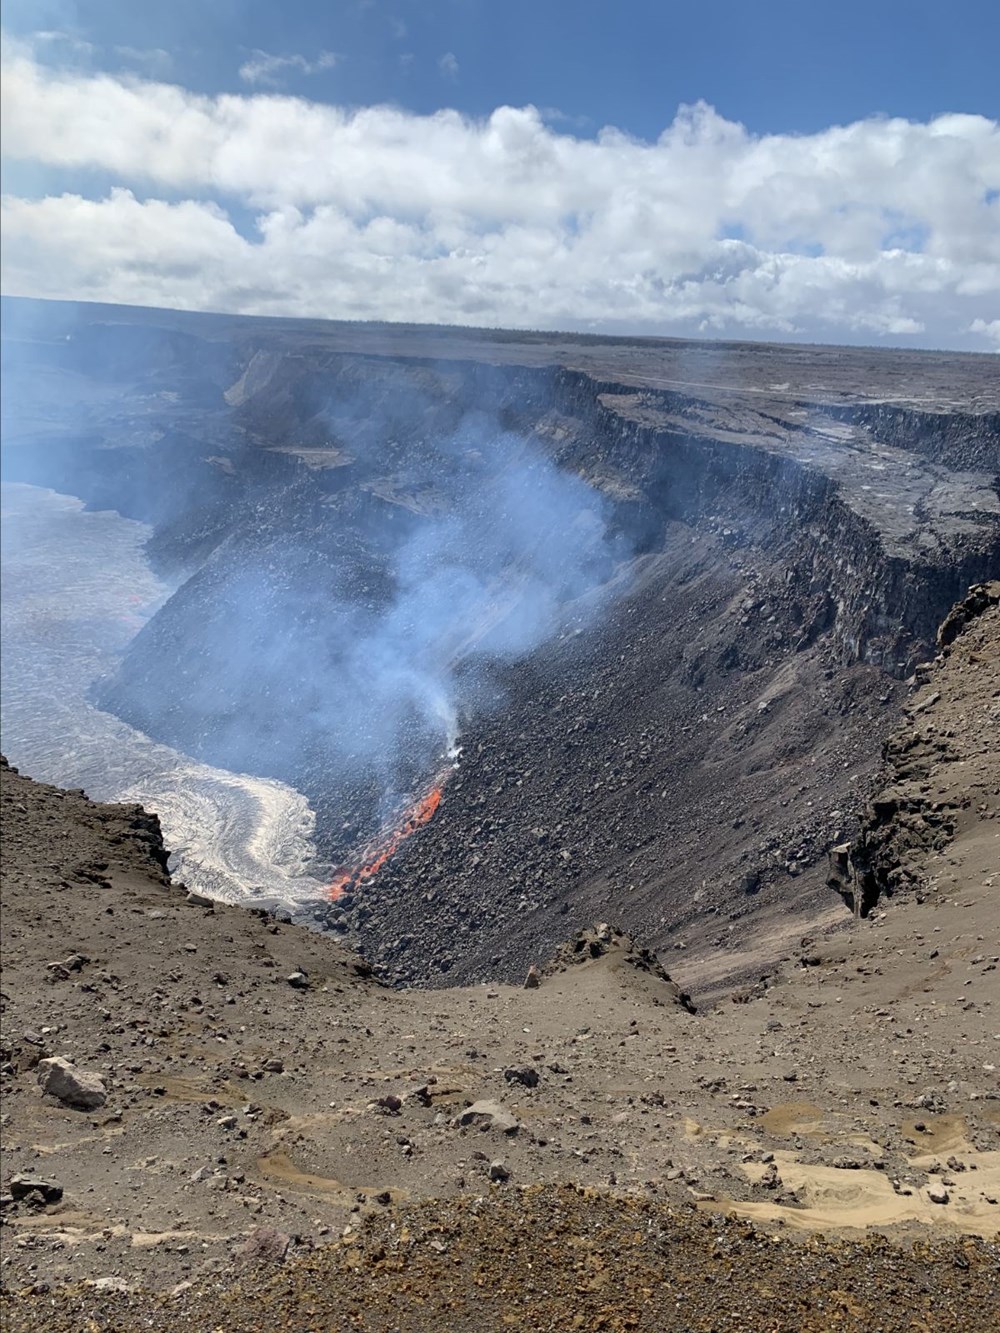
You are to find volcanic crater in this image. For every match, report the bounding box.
[2,297,998,1003]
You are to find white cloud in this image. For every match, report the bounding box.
[114,46,173,77]
[1,45,998,348]
[438,51,459,79]
[970,317,1000,347]
[238,48,338,87]
[27,29,94,61]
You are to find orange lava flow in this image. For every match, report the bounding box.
[328,782,443,901]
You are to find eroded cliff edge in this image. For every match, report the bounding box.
[830,580,1000,916]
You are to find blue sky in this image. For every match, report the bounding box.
[2,1,999,347]
[5,0,999,135]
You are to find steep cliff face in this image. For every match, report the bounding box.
[829,402,1000,471]
[544,374,999,672]
[829,581,1000,917]
[3,298,997,990]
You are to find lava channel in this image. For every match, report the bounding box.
[328,779,445,901]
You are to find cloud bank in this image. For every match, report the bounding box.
[2,41,998,347]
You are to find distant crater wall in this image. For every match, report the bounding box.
[827,403,1000,473]
[5,332,998,692]
[540,368,1000,675]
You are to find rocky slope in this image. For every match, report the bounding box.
[1,580,999,1329]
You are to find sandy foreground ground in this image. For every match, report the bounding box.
[1,589,997,1330]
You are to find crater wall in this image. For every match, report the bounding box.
[3,298,997,991]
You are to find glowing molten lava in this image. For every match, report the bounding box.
[328,782,443,901]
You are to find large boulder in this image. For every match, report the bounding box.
[455,1100,521,1136]
[10,1174,63,1204]
[237,1227,291,1264]
[37,1056,107,1110]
